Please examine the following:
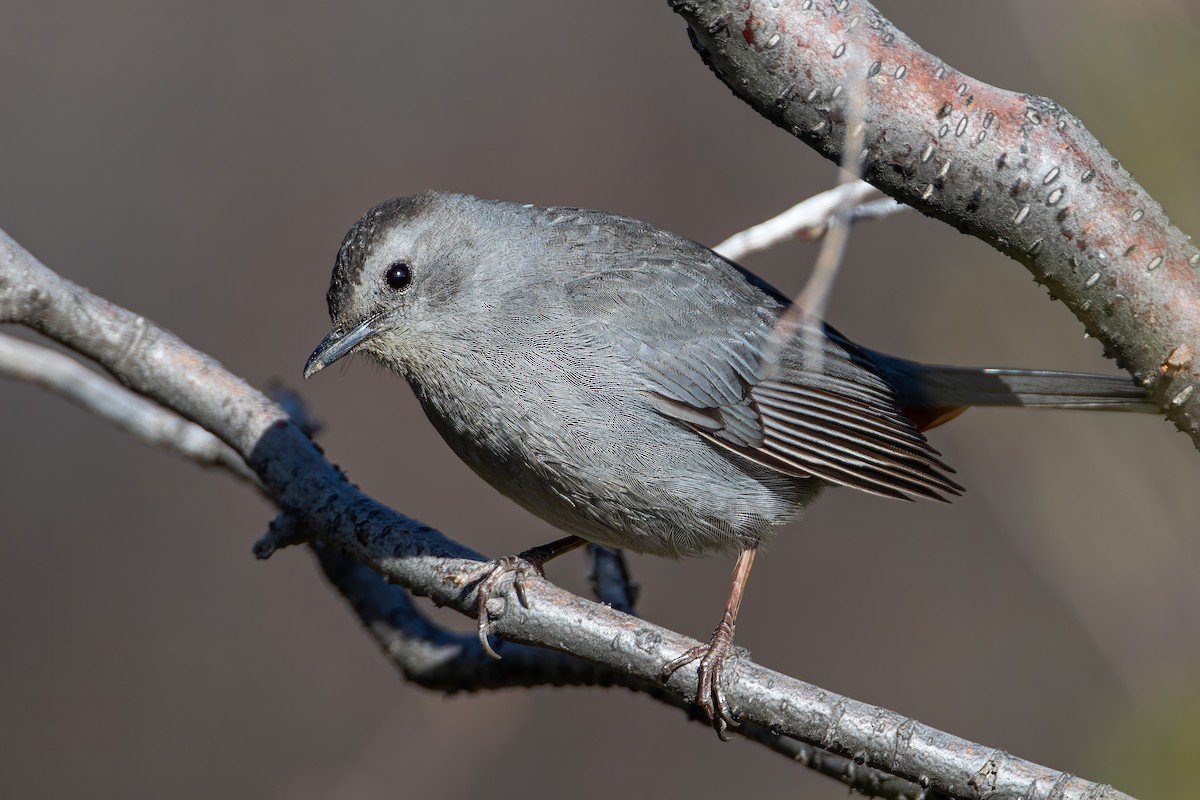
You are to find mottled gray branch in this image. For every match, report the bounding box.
[0,331,257,485]
[311,542,944,800]
[0,229,1133,799]
[670,0,1200,443]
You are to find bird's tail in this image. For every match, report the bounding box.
[866,352,1157,432]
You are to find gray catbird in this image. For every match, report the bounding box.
[304,191,1155,736]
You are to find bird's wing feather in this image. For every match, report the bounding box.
[564,251,962,502]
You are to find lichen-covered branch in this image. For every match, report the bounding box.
[670,0,1200,443]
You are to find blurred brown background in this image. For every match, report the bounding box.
[2,2,1197,798]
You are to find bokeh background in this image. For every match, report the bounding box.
[2,2,1198,798]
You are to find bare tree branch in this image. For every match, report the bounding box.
[311,543,947,800]
[0,226,1135,799]
[0,331,257,485]
[712,179,905,261]
[670,0,1200,443]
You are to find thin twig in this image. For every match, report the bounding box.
[0,331,258,485]
[848,196,908,226]
[760,39,872,378]
[712,180,891,261]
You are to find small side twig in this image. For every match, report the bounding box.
[764,41,872,374]
[0,331,258,485]
[712,180,899,261]
[848,196,909,226]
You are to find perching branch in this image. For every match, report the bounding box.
[311,542,946,800]
[0,228,1134,798]
[670,0,1200,442]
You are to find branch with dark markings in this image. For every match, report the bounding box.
[670,0,1200,443]
[0,227,1134,799]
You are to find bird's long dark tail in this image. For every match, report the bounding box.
[868,352,1158,432]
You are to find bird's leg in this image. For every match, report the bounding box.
[660,543,758,740]
[474,535,587,658]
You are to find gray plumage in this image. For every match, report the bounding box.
[306,191,1153,560]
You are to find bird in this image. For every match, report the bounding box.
[303,191,1156,737]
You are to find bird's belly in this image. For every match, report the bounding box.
[429,394,817,558]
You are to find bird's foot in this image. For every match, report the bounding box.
[660,617,739,740]
[469,536,586,659]
[471,554,544,659]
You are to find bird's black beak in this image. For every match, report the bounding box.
[303,316,379,379]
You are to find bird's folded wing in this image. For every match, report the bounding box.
[566,256,962,502]
[641,329,963,502]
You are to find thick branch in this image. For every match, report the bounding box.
[0,229,1132,799]
[670,0,1200,443]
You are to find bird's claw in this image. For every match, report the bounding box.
[472,554,544,659]
[660,621,739,740]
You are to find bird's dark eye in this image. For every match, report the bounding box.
[384,261,412,291]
